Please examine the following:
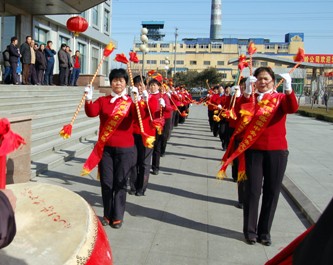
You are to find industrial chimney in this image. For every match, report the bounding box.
[210,0,222,39]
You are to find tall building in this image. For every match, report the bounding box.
[133,32,305,86]
[210,0,222,40]
[0,0,114,83]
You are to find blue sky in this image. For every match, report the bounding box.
[111,0,333,54]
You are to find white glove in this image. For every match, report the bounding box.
[84,85,93,100]
[130,86,138,95]
[159,98,166,107]
[278,73,292,91]
[245,76,257,94]
[142,90,149,102]
[166,92,171,98]
[217,104,222,110]
[232,86,241,98]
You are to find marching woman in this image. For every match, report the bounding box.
[83,68,137,229]
[241,67,298,245]
[129,75,159,196]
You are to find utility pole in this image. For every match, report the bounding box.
[173,27,178,77]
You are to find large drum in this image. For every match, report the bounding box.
[0,182,112,265]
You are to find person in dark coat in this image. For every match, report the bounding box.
[44,40,56,85]
[7,37,21,84]
[58,43,69,86]
[19,36,32,85]
[35,43,47,85]
[0,189,16,249]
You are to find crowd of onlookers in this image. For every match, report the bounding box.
[1,36,81,86]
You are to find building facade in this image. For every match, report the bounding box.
[133,32,304,84]
[1,0,114,83]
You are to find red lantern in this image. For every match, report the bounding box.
[66,16,88,37]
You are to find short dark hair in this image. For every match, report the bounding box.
[61,43,67,49]
[109,68,128,84]
[254,67,275,82]
[148,78,161,87]
[133,75,146,85]
[11,36,18,43]
[239,77,247,85]
[47,40,53,45]
[26,36,32,41]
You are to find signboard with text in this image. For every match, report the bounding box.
[304,54,333,64]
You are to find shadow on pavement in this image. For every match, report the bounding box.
[126,202,244,241]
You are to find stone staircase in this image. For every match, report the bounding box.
[0,85,106,178]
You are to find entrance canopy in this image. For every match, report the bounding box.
[0,0,105,15]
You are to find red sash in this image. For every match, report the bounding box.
[81,99,132,175]
[217,93,283,180]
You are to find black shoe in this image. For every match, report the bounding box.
[161,153,165,157]
[128,190,136,195]
[258,239,271,246]
[110,220,123,229]
[101,217,110,226]
[151,169,159,175]
[246,238,256,245]
[135,191,145,196]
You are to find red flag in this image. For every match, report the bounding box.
[147,70,156,76]
[247,41,257,55]
[129,52,139,63]
[293,48,305,62]
[238,54,249,71]
[103,42,115,57]
[115,53,129,64]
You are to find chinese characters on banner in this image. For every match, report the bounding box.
[304,54,333,64]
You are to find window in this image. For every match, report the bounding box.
[91,47,99,74]
[260,62,268,66]
[221,73,227,79]
[204,61,210,66]
[199,44,209,49]
[212,44,222,49]
[180,44,184,48]
[186,44,196,49]
[59,36,70,47]
[190,61,197,65]
[176,60,184,65]
[217,61,224,66]
[147,60,157,64]
[103,58,109,77]
[104,9,110,33]
[160,43,170,48]
[278,44,288,50]
[148,43,157,48]
[92,6,99,26]
[34,27,48,45]
[78,42,86,73]
[265,44,275,50]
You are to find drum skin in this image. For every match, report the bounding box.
[0,182,113,265]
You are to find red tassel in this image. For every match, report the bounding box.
[115,53,129,64]
[59,124,72,139]
[293,47,305,62]
[129,52,139,63]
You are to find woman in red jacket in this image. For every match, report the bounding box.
[241,67,298,246]
[84,68,136,229]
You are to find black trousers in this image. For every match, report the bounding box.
[173,110,179,127]
[130,134,153,193]
[99,146,135,221]
[208,110,214,131]
[231,137,244,204]
[178,106,186,124]
[59,66,68,85]
[161,118,171,155]
[243,149,289,241]
[152,132,162,171]
[218,119,229,149]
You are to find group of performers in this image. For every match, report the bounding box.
[204,67,299,247]
[83,69,192,229]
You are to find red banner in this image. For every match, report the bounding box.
[304,54,333,64]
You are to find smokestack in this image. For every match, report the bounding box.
[210,0,222,39]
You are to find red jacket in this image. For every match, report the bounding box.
[85,95,136,148]
[239,91,298,150]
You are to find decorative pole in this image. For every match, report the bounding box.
[59,41,115,139]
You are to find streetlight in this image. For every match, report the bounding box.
[139,27,149,76]
[173,27,178,77]
[164,56,170,78]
